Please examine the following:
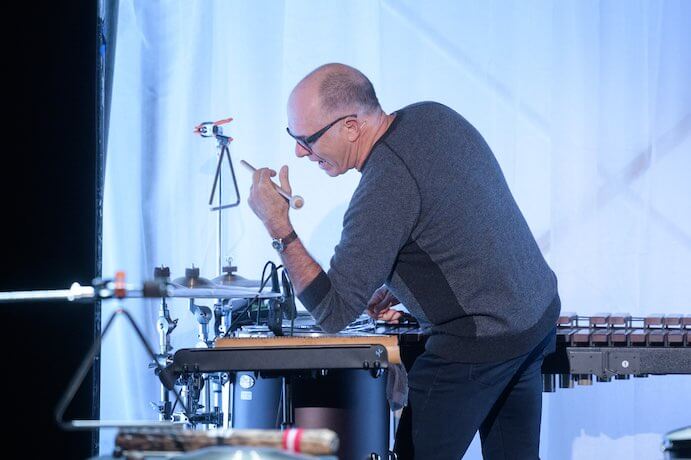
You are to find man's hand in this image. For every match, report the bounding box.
[366,285,402,323]
[248,165,293,237]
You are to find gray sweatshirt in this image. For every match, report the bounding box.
[298,101,560,363]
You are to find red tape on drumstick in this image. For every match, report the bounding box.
[281,428,304,452]
[294,428,303,453]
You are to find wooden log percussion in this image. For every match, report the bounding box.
[114,427,338,458]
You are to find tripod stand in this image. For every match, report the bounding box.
[194,117,241,274]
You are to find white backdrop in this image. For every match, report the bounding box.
[101,1,691,458]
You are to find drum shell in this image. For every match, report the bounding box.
[232,369,389,460]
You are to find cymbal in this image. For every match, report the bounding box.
[167,284,281,300]
[212,263,262,288]
[172,267,215,288]
[212,273,262,288]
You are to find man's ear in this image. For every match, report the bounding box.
[345,117,362,142]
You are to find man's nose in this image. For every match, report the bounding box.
[295,142,311,158]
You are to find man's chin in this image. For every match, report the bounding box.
[320,164,338,177]
[318,161,344,177]
[325,168,347,177]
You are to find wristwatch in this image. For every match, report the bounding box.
[271,230,298,253]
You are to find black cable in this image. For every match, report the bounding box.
[228,261,279,333]
[281,269,296,336]
[258,261,283,325]
[254,261,275,325]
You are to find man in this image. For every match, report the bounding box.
[248,63,560,459]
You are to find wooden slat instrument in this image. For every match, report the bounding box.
[162,334,400,380]
[215,334,401,365]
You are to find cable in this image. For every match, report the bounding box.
[228,261,281,333]
[281,269,296,336]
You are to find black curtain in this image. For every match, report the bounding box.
[1,1,100,458]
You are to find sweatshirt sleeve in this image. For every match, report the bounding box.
[297,146,421,333]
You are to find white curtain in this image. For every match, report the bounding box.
[102,1,691,457]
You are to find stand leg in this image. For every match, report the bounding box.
[281,376,294,428]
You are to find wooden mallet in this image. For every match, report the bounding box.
[241,159,304,209]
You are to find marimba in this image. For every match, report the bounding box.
[541,312,691,390]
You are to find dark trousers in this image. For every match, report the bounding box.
[395,328,556,460]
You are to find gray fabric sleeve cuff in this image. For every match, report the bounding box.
[298,270,331,311]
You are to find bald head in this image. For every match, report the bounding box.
[287,64,392,177]
[291,63,381,119]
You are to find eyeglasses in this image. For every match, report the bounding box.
[286,114,357,154]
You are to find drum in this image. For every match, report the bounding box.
[232,372,283,429]
[232,369,389,460]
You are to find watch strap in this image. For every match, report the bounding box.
[279,230,298,247]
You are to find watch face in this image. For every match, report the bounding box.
[272,240,283,251]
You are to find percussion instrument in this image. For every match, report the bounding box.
[161,330,397,460]
[166,334,400,372]
[114,427,338,458]
[212,262,263,288]
[173,266,216,288]
[374,313,691,391]
[541,312,691,390]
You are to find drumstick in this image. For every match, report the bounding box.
[241,160,304,209]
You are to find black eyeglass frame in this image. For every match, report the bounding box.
[286,114,357,153]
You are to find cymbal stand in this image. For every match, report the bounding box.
[188,300,222,428]
[281,376,295,429]
[207,123,239,275]
[193,119,244,428]
[190,300,213,348]
[208,298,232,428]
[213,299,233,338]
[152,266,177,421]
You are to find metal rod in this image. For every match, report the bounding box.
[218,145,223,274]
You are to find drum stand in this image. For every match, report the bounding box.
[181,298,230,428]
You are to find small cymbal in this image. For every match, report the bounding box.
[172,267,215,288]
[212,264,262,288]
[212,273,262,288]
